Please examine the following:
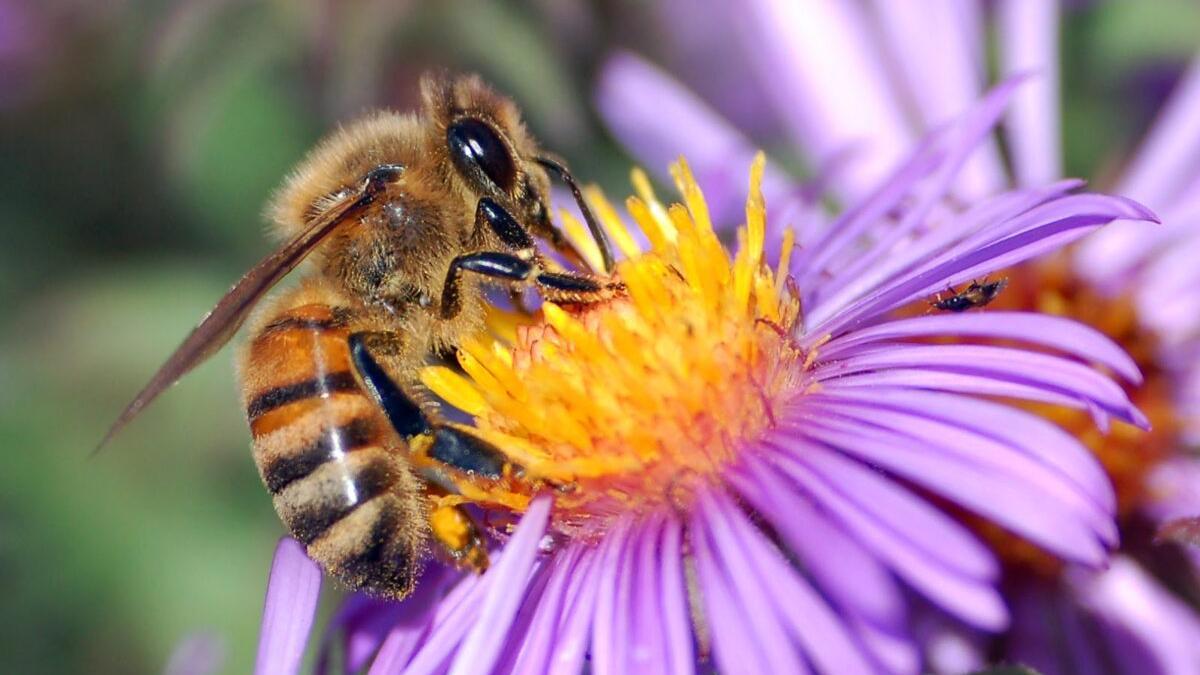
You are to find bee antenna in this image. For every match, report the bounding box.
[536,155,616,274]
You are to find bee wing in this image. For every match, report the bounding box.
[94,182,379,455]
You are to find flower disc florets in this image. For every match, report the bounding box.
[423,155,804,539]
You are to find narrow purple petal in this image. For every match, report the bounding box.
[794,414,1111,565]
[595,52,808,227]
[997,0,1063,186]
[1070,557,1200,674]
[489,559,558,674]
[848,617,919,675]
[591,517,635,675]
[811,386,1116,515]
[819,369,1092,412]
[699,490,810,673]
[691,489,808,675]
[547,545,604,675]
[869,0,1005,197]
[800,77,1027,324]
[728,461,907,629]
[507,545,585,674]
[1117,51,1200,208]
[815,343,1143,427]
[820,312,1142,383]
[815,195,1156,336]
[447,495,552,675]
[740,0,913,200]
[712,489,877,675]
[724,458,902,629]
[805,179,1082,320]
[779,440,997,579]
[631,516,668,672]
[743,454,1008,630]
[658,516,695,674]
[373,572,486,675]
[256,538,322,675]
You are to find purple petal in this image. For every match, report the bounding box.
[547,545,604,675]
[742,454,1008,630]
[447,495,552,675]
[799,78,1025,320]
[820,312,1142,383]
[591,517,636,675]
[793,411,1111,565]
[818,369,1093,412]
[372,572,486,675]
[711,489,878,675]
[739,0,914,200]
[691,489,809,674]
[630,516,668,671]
[1116,51,1200,208]
[1069,557,1200,674]
[595,52,809,227]
[805,179,1082,320]
[507,545,585,674]
[811,386,1116,515]
[255,538,322,675]
[816,343,1143,427]
[776,439,997,579]
[869,0,1005,197]
[657,516,695,673]
[815,195,1156,336]
[848,616,920,675]
[997,0,1063,186]
[728,461,907,629]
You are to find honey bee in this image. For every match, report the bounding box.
[99,73,622,599]
[931,278,1007,312]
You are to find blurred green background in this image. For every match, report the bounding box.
[1,1,1198,672]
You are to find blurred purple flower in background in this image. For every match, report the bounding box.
[596,1,1200,672]
[253,80,1153,673]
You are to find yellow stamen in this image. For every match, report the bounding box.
[422,153,807,538]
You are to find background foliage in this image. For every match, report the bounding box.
[2,1,1198,672]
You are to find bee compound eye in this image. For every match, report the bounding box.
[446,118,517,193]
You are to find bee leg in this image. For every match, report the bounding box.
[351,328,522,467]
[476,193,605,275]
[419,474,490,573]
[348,332,431,438]
[440,250,622,320]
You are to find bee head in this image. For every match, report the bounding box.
[422,72,553,234]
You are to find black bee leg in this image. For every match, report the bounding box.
[349,331,522,572]
[348,332,431,438]
[440,251,622,320]
[476,197,535,250]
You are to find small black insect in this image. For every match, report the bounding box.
[931,278,1008,312]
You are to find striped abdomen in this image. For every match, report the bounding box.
[241,295,426,599]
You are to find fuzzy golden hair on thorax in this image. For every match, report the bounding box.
[265,111,427,242]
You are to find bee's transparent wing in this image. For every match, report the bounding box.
[94,175,388,454]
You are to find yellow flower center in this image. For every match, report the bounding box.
[422,155,805,539]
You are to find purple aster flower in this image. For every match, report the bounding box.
[595,3,1200,672]
[254,80,1151,673]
